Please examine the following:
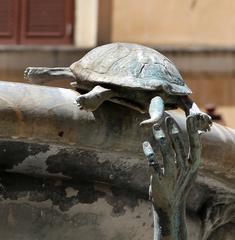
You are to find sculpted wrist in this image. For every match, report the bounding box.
[153,202,187,240]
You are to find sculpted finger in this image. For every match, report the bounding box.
[152,124,176,177]
[166,117,188,171]
[186,115,202,170]
[143,141,162,177]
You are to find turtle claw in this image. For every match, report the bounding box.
[75,98,85,111]
[140,119,163,127]
[189,113,212,133]
[76,95,91,111]
[24,68,30,79]
[140,119,157,127]
[24,67,35,82]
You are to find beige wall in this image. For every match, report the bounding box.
[74,0,235,47]
[112,0,235,46]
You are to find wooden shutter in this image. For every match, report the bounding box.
[0,0,19,44]
[20,0,74,44]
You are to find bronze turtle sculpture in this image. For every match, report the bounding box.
[25,43,211,130]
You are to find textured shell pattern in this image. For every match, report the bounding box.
[70,43,192,95]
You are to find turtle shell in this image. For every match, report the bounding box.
[70,43,192,95]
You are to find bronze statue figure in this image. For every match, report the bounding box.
[25,43,211,131]
[23,42,215,239]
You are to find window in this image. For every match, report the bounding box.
[0,0,74,45]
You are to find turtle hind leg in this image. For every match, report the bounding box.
[140,96,164,127]
[76,85,116,111]
[180,96,212,132]
[24,67,76,84]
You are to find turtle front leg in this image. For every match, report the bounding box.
[180,96,212,132]
[140,96,164,127]
[76,85,116,111]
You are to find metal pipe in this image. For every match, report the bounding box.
[0,81,234,185]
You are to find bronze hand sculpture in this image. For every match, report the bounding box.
[143,115,202,240]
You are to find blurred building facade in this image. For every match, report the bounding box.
[0,0,235,126]
[3,0,235,47]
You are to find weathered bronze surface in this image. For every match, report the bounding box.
[25,43,211,129]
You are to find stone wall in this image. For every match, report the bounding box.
[0,138,234,240]
[0,171,234,240]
